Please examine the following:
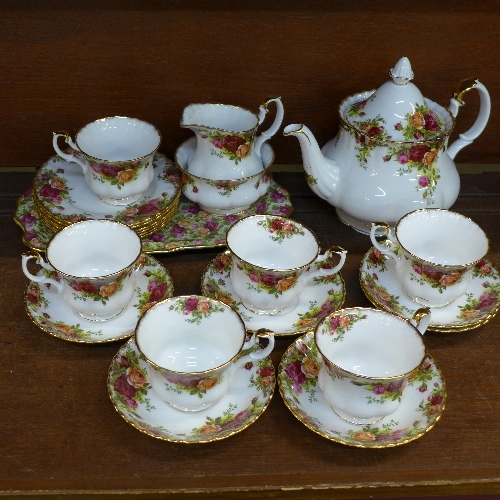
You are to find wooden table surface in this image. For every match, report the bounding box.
[1,171,499,499]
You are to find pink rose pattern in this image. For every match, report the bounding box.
[346,96,445,205]
[199,128,253,165]
[280,334,445,447]
[409,258,466,293]
[108,340,274,442]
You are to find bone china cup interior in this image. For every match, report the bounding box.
[22,220,142,321]
[75,117,161,161]
[371,209,489,308]
[315,308,426,425]
[135,296,274,412]
[226,215,347,315]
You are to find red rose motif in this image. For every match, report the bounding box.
[223,135,245,153]
[184,297,199,312]
[257,366,272,378]
[147,280,167,303]
[114,374,136,400]
[424,112,440,132]
[408,144,431,163]
[271,218,284,231]
[100,165,123,178]
[262,274,280,288]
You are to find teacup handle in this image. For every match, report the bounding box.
[53,131,88,174]
[410,307,431,335]
[370,222,399,262]
[254,97,284,157]
[232,329,275,373]
[302,246,347,286]
[22,251,63,293]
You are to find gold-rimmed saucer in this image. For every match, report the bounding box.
[107,337,275,443]
[278,332,446,448]
[359,247,500,332]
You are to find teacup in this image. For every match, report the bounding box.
[226,215,347,315]
[176,137,274,215]
[316,307,430,425]
[371,209,489,307]
[53,116,161,205]
[22,220,142,321]
[135,296,275,412]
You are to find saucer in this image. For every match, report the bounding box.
[359,247,500,332]
[32,153,181,227]
[201,251,345,336]
[15,179,293,254]
[108,338,275,443]
[278,332,446,448]
[24,254,174,343]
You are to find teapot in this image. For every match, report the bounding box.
[284,57,491,233]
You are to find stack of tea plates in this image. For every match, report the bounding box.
[31,153,181,238]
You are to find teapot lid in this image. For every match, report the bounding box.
[346,57,446,142]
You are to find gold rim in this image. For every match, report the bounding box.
[338,90,456,146]
[358,247,500,333]
[393,208,490,269]
[314,307,426,381]
[23,255,173,344]
[71,116,162,163]
[278,333,446,448]
[199,250,346,337]
[107,337,275,444]
[180,103,260,135]
[226,215,322,272]
[135,295,248,375]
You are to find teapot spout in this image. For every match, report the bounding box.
[283,124,340,202]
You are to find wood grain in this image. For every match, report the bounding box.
[0,1,498,168]
[1,170,499,498]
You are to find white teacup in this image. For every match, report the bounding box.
[22,220,141,321]
[226,215,347,315]
[316,307,430,425]
[371,209,489,308]
[135,296,275,412]
[53,116,161,205]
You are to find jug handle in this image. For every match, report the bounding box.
[447,79,491,160]
[254,97,284,156]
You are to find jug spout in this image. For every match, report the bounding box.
[283,124,340,203]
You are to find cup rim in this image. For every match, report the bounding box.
[135,295,248,376]
[394,208,490,268]
[75,116,162,163]
[225,215,321,272]
[180,102,259,135]
[314,307,426,380]
[46,219,142,280]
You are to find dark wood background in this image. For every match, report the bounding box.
[0,0,499,168]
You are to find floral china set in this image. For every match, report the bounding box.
[17,57,499,447]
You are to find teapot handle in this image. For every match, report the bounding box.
[254,97,284,157]
[447,79,491,160]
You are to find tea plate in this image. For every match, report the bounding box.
[33,153,181,224]
[201,251,345,336]
[24,254,173,343]
[108,338,275,443]
[278,333,446,448]
[15,180,293,254]
[359,247,500,332]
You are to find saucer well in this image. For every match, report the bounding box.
[24,254,173,343]
[278,332,446,448]
[359,247,500,332]
[108,338,275,443]
[201,251,345,336]
[15,179,293,254]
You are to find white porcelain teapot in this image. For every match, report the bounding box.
[284,57,491,233]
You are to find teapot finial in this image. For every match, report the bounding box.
[390,57,414,85]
